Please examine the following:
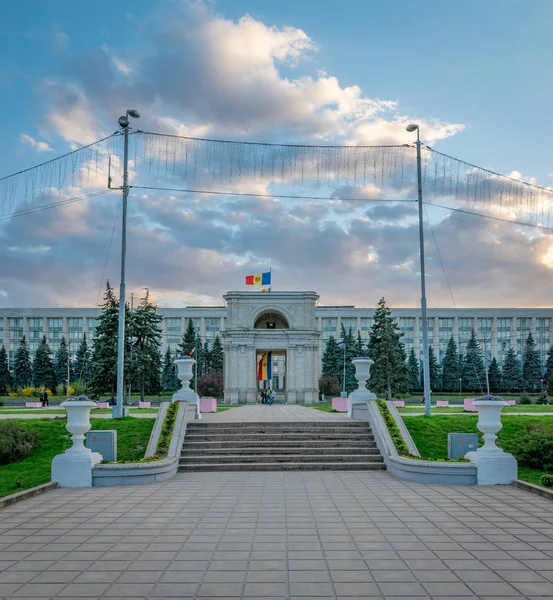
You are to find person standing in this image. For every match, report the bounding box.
[40,390,45,407]
[43,389,49,407]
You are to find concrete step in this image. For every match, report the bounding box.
[186,426,371,434]
[186,421,367,429]
[181,446,381,456]
[183,439,376,449]
[185,433,374,441]
[178,462,386,472]
[179,454,384,464]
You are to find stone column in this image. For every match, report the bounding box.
[246,345,257,404]
[287,346,296,404]
[491,317,498,362]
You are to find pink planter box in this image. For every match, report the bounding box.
[200,397,217,413]
[96,402,110,409]
[25,401,42,408]
[436,400,449,407]
[505,399,516,406]
[138,402,151,409]
[332,397,348,412]
[464,397,478,412]
[392,400,405,407]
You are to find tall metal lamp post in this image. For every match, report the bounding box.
[407,124,431,416]
[114,109,140,419]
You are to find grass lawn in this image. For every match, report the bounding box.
[0,407,159,415]
[304,403,339,413]
[403,414,552,486]
[399,404,553,414]
[0,417,154,499]
[216,406,233,412]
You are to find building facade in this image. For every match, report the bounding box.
[1,296,551,379]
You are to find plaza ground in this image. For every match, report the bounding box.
[2,472,553,599]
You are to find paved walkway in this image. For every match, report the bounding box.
[202,405,351,423]
[2,472,553,599]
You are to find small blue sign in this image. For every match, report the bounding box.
[86,430,117,462]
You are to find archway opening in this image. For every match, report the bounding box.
[254,311,289,329]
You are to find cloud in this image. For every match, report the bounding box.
[19,133,53,153]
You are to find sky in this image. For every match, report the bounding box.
[1,0,553,310]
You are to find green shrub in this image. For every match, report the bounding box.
[156,401,179,457]
[0,422,41,465]
[56,384,65,397]
[72,380,87,395]
[377,401,411,456]
[541,473,553,488]
[519,392,532,405]
[512,424,553,471]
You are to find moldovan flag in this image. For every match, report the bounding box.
[245,271,271,286]
[257,352,272,381]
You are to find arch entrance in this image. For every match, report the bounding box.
[222,292,320,405]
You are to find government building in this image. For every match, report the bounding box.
[1,291,551,402]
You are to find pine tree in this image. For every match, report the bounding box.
[203,341,211,373]
[461,329,486,392]
[33,335,56,390]
[161,348,180,392]
[441,336,461,392]
[488,357,502,392]
[0,345,10,393]
[178,319,196,356]
[502,348,522,392]
[73,334,91,385]
[367,298,408,399]
[14,336,32,389]
[127,290,163,401]
[321,335,341,380]
[89,281,120,401]
[194,333,205,377]
[54,337,71,391]
[407,348,421,392]
[340,324,357,393]
[522,332,542,391]
[210,335,224,373]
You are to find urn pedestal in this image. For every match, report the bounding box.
[465,400,517,485]
[348,358,377,418]
[51,400,102,487]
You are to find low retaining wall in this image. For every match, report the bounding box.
[0,482,58,509]
[351,400,477,485]
[92,402,196,487]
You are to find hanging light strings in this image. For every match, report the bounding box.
[0,133,120,216]
[2,129,553,231]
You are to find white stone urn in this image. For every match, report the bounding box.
[51,398,102,487]
[347,357,377,418]
[172,356,201,418]
[62,399,98,454]
[465,397,517,485]
[352,357,374,390]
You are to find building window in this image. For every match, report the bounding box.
[205,318,220,339]
[166,318,181,333]
[341,318,357,333]
[48,318,63,332]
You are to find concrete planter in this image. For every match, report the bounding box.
[52,400,102,487]
[332,397,348,412]
[352,358,373,389]
[466,399,517,484]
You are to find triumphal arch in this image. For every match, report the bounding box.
[222,291,320,404]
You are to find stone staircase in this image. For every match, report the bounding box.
[178,421,385,472]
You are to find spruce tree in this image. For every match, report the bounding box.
[54,336,71,391]
[0,345,10,393]
[354,331,365,357]
[366,297,408,399]
[178,319,196,356]
[127,290,163,401]
[502,348,522,391]
[488,357,502,392]
[14,336,32,389]
[340,324,357,393]
[73,334,91,385]
[441,336,461,392]
[203,341,211,373]
[522,332,542,391]
[89,281,120,401]
[407,348,421,392]
[545,345,553,388]
[461,329,486,392]
[161,348,180,392]
[425,345,441,392]
[321,335,341,380]
[210,335,224,372]
[194,333,205,376]
[33,335,56,390]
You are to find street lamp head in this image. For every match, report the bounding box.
[118,115,129,129]
[406,124,419,132]
[127,109,140,119]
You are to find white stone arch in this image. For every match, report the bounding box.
[251,305,293,330]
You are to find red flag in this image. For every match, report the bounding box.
[189,348,195,356]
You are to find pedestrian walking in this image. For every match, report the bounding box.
[40,390,45,407]
[43,389,49,407]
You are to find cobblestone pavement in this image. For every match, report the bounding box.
[202,405,351,423]
[2,472,553,599]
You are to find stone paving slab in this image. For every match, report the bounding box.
[201,405,351,423]
[1,472,553,599]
